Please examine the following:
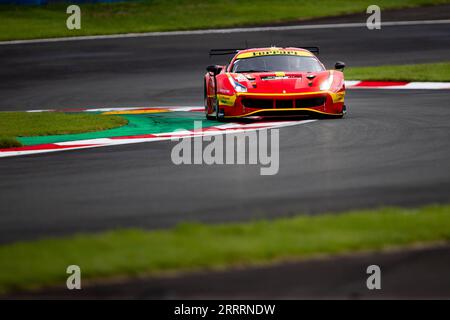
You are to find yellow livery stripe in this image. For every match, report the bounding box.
[236,49,313,59]
[329,91,345,103]
[236,91,326,97]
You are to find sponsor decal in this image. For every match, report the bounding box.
[233,74,248,82]
[236,49,313,59]
[217,94,237,106]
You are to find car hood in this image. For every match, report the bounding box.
[230,71,330,93]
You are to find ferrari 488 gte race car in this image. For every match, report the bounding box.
[204,47,346,120]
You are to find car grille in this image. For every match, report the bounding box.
[296,97,326,108]
[242,96,326,109]
[241,99,273,109]
[276,100,294,109]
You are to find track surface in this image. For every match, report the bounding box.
[0,11,450,244]
[0,89,450,245]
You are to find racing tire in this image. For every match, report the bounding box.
[339,105,347,118]
[205,82,215,120]
[215,96,226,122]
[215,99,222,121]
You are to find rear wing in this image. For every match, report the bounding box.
[300,46,319,54]
[209,47,320,57]
[209,49,243,56]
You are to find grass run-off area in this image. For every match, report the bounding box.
[0,0,449,41]
[0,112,127,148]
[345,62,450,82]
[0,204,449,293]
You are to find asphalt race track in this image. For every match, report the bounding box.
[1,11,450,244]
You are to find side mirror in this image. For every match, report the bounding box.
[334,61,346,71]
[207,65,222,75]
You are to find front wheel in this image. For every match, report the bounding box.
[205,97,217,120]
[215,98,223,121]
[341,105,347,117]
[207,95,223,121]
[205,82,215,120]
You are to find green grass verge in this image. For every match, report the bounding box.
[0,204,449,293]
[345,62,450,82]
[0,137,22,148]
[0,112,127,148]
[0,0,449,41]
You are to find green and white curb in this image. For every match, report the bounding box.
[0,106,316,158]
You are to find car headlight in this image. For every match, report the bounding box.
[320,72,334,91]
[228,75,248,93]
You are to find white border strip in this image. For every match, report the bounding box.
[389,82,450,89]
[23,106,203,113]
[1,19,449,45]
[345,81,450,89]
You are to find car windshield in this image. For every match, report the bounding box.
[232,55,324,73]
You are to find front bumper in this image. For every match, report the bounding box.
[218,91,345,119]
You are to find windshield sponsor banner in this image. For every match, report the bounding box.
[236,49,313,59]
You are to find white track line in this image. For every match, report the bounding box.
[1,19,449,45]
[345,81,450,89]
[388,82,450,89]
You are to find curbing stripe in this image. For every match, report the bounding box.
[0,118,316,158]
[345,80,450,89]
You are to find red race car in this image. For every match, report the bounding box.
[204,47,346,120]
